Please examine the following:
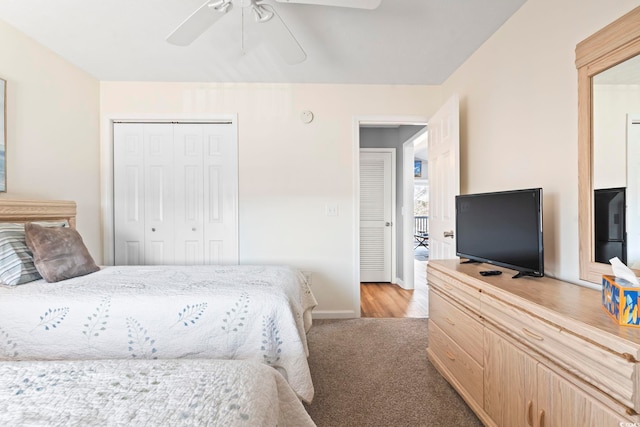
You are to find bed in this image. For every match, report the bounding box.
[0,358,316,426]
[0,199,318,403]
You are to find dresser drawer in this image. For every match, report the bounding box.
[481,293,638,412]
[428,320,484,406]
[430,290,483,365]
[428,265,481,313]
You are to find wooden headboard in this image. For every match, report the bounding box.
[0,199,77,228]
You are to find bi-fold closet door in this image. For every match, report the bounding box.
[113,122,238,266]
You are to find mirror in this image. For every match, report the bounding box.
[576,6,640,283]
[592,55,640,267]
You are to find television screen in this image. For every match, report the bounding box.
[455,188,544,278]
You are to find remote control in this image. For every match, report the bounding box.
[479,270,502,276]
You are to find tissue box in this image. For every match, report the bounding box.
[602,275,640,327]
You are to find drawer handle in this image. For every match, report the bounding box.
[444,284,454,291]
[445,350,456,361]
[538,409,545,427]
[522,328,544,341]
[445,317,456,326]
[526,400,533,426]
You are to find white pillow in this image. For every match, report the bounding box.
[0,221,68,286]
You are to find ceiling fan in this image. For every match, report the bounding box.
[166,0,381,64]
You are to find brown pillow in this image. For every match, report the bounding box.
[24,222,99,283]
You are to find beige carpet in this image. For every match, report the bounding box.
[304,318,483,427]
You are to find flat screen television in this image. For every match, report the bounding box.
[455,188,544,278]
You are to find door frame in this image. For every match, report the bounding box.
[353,115,428,316]
[402,127,429,290]
[627,114,640,266]
[101,114,239,266]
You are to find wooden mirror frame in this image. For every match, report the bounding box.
[576,6,640,283]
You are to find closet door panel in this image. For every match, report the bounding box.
[174,125,205,264]
[144,124,175,265]
[114,124,145,265]
[203,124,238,264]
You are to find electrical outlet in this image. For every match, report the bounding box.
[302,271,312,285]
[325,204,338,216]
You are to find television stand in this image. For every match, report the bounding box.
[426,259,640,426]
[512,271,543,279]
[460,259,481,264]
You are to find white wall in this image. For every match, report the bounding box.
[0,19,101,259]
[100,83,442,316]
[439,0,639,284]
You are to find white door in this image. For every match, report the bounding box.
[627,116,640,266]
[113,123,175,265]
[202,123,238,264]
[174,124,205,265]
[360,150,393,282]
[114,122,238,266]
[144,124,176,265]
[113,123,146,265]
[428,95,460,259]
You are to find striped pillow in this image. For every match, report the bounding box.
[0,221,68,286]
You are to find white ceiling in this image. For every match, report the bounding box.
[0,0,527,84]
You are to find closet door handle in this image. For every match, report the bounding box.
[526,400,533,426]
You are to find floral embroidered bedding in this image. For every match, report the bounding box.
[0,358,316,426]
[0,264,317,402]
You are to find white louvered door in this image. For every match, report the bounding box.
[114,122,238,266]
[360,151,392,282]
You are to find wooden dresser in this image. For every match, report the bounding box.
[427,259,640,427]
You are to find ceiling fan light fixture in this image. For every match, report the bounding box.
[251,3,274,23]
[209,0,233,12]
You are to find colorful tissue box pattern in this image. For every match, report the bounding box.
[602,275,640,327]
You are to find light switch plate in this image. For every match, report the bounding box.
[325,204,338,216]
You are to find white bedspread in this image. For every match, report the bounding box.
[0,265,317,402]
[0,358,316,426]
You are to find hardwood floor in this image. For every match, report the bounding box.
[360,260,429,318]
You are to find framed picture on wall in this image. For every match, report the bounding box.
[414,160,422,178]
[0,78,5,192]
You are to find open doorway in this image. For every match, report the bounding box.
[411,131,429,289]
[357,120,428,318]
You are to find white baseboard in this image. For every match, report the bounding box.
[395,277,409,289]
[312,310,359,319]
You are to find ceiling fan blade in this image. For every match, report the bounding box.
[257,4,307,64]
[275,0,381,10]
[166,0,231,46]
